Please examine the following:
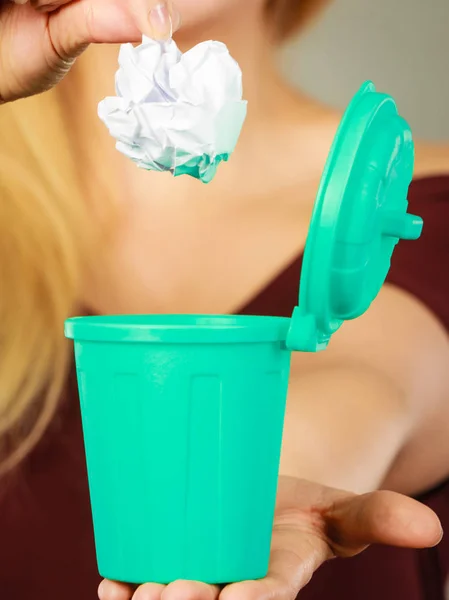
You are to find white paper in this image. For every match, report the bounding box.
[98,36,248,183]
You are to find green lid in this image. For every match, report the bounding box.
[286,81,423,352]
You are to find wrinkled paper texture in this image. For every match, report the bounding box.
[98,36,248,184]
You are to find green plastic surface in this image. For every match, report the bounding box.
[172,152,230,183]
[65,315,291,584]
[65,81,423,585]
[286,81,423,352]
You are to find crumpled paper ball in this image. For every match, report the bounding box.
[98,36,248,184]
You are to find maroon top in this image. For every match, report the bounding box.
[1,176,449,600]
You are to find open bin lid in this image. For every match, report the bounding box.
[286,81,423,352]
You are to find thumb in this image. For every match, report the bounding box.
[129,0,181,40]
[326,490,443,557]
[50,0,181,63]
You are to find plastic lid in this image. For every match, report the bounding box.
[286,81,423,352]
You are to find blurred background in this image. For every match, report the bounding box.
[281,0,449,141]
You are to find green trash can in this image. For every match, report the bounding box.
[65,82,423,585]
[65,315,291,584]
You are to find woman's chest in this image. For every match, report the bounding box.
[83,172,315,316]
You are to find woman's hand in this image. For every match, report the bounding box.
[0,0,179,103]
[98,475,442,600]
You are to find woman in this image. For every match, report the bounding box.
[0,0,449,599]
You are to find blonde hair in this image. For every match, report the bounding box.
[0,49,122,471]
[0,0,329,470]
[0,87,87,470]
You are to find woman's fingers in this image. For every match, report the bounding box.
[31,0,181,37]
[160,580,221,600]
[132,582,165,600]
[98,579,135,600]
[129,0,169,39]
[127,0,181,39]
[133,581,220,600]
[326,490,443,556]
[48,0,143,62]
[99,579,220,600]
[49,0,181,63]
[0,0,183,102]
[30,0,73,12]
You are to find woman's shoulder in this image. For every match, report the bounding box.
[413,142,449,180]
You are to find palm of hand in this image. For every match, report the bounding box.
[99,475,442,600]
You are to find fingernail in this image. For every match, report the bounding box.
[149,2,172,41]
[171,4,182,33]
[13,0,29,4]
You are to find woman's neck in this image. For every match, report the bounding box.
[174,7,289,120]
